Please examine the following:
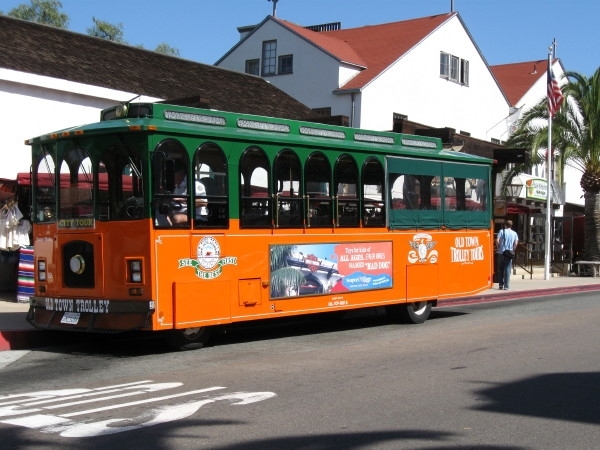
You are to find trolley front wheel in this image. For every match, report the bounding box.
[386,301,432,324]
[166,326,213,351]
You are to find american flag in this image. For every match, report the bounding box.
[547,64,564,117]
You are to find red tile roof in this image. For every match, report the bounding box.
[277,19,367,68]
[276,13,454,90]
[490,59,551,106]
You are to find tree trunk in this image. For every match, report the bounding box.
[583,191,600,260]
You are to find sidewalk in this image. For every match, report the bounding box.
[1,269,600,351]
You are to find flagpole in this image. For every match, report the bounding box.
[544,49,553,280]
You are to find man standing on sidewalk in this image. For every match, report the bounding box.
[497,219,519,290]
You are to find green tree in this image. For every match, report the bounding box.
[154,42,180,57]
[507,68,600,260]
[87,17,126,43]
[8,0,68,28]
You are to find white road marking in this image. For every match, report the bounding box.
[0,380,153,405]
[44,383,183,409]
[61,386,226,417]
[0,382,277,437]
[61,392,277,437]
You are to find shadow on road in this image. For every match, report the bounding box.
[27,306,468,357]
[2,423,527,450]
[472,371,600,424]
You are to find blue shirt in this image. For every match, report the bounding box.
[497,228,518,253]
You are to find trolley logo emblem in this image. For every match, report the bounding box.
[408,233,438,263]
[178,236,237,279]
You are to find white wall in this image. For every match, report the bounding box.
[357,17,509,139]
[217,19,367,118]
[0,69,159,180]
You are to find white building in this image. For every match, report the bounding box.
[0,68,159,180]
[217,13,511,143]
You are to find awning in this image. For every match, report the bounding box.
[507,202,538,214]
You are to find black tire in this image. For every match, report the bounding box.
[166,326,213,351]
[386,301,432,324]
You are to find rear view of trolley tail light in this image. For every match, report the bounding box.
[127,258,143,296]
[37,259,47,293]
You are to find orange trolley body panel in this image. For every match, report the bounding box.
[148,220,492,331]
[31,219,492,332]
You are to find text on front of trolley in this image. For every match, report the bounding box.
[25,102,493,349]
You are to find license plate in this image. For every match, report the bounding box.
[61,312,80,325]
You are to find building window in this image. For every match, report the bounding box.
[440,53,449,76]
[460,59,469,86]
[278,54,293,74]
[262,40,277,76]
[245,59,259,75]
[440,52,469,85]
[450,55,459,80]
[312,107,332,117]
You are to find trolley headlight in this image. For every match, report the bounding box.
[128,259,143,283]
[69,255,85,275]
[115,103,128,118]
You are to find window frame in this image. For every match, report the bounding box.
[460,59,469,86]
[261,40,277,76]
[278,54,293,74]
[239,146,272,228]
[440,52,469,86]
[245,59,259,75]
[387,156,490,229]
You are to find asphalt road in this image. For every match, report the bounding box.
[1,292,599,449]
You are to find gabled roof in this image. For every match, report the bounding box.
[317,14,454,90]
[276,19,368,68]
[0,15,315,120]
[490,59,553,106]
[272,13,454,90]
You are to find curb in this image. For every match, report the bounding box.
[0,329,58,351]
[0,327,93,352]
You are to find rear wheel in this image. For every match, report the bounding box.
[166,326,213,351]
[386,301,432,324]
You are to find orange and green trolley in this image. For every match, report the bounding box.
[25,102,494,349]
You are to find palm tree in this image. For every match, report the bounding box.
[270,244,306,298]
[507,67,600,260]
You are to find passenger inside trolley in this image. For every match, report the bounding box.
[170,164,208,225]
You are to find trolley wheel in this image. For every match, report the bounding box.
[166,326,213,351]
[386,301,432,324]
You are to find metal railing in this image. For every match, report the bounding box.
[513,242,533,279]
[512,242,573,278]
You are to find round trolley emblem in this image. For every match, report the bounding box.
[198,236,220,270]
[178,236,237,279]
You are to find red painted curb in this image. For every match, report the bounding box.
[0,329,55,351]
[438,284,600,307]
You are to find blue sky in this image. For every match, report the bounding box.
[1,0,597,76]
